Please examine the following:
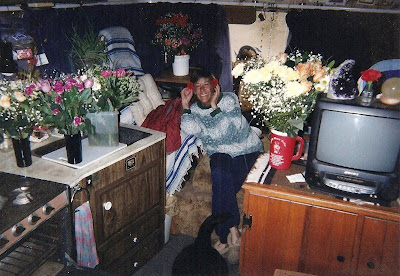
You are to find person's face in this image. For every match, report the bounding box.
[194,77,214,106]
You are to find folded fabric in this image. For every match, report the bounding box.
[74,201,99,268]
[244,152,276,184]
[166,133,204,195]
[141,98,183,153]
[99,26,144,76]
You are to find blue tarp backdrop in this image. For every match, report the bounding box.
[20,3,233,91]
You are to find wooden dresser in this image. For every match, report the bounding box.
[239,164,400,276]
[76,139,165,273]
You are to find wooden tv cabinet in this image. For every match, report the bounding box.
[239,164,400,276]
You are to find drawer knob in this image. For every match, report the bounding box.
[337,255,345,263]
[133,237,138,243]
[367,262,375,269]
[103,201,112,211]
[133,262,139,268]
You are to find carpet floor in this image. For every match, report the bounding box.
[133,234,239,276]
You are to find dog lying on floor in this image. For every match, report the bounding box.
[172,213,231,276]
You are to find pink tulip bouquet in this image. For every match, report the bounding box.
[34,74,95,135]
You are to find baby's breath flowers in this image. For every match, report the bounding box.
[0,79,43,139]
[233,50,334,137]
[84,65,141,112]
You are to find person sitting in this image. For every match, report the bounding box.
[180,68,264,263]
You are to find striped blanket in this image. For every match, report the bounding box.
[166,133,204,195]
[99,26,145,76]
[244,152,276,185]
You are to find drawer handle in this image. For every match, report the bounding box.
[103,201,112,211]
[133,262,139,268]
[337,255,345,263]
[132,237,138,243]
[367,262,375,269]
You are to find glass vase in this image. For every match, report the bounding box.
[12,137,32,167]
[359,85,374,104]
[64,133,82,164]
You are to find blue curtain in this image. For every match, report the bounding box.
[22,3,233,91]
[285,10,400,80]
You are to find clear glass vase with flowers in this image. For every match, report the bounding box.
[359,68,382,104]
[232,50,335,169]
[0,78,43,166]
[83,66,141,146]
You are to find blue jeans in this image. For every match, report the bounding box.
[210,151,260,244]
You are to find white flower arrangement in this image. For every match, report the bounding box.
[0,79,43,139]
[233,50,334,137]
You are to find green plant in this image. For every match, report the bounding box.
[69,25,107,70]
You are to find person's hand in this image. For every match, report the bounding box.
[211,84,220,109]
[181,87,193,110]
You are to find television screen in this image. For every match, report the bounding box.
[317,110,400,173]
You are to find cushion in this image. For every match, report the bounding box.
[119,106,136,125]
[138,74,165,109]
[99,26,145,76]
[129,102,147,126]
[138,91,153,117]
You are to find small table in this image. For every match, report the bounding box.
[154,67,200,99]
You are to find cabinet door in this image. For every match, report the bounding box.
[300,206,358,276]
[241,192,308,276]
[98,164,162,241]
[356,217,400,276]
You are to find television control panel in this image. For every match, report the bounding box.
[324,178,377,194]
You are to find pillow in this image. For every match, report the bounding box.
[138,74,165,109]
[119,106,136,125]
[129,102,146,126]
[99,26,145,76]
[138,91,153,117]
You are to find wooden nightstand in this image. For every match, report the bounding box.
[154,67,200,99]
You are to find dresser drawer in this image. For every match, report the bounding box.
[98,206,163,267]
[85,141,164,191]
[106,229,162,274]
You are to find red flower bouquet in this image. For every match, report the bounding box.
[153,12,203,59]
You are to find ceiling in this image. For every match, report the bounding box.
[0,0,399,14]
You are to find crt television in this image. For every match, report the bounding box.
[305,94,400,205]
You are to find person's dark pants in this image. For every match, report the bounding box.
[209,151,260,244]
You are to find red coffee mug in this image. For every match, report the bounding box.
[269,130,304,170]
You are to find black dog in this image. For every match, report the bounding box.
[172,213,231,276]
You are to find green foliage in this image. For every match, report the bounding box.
[85,66,141,112]
[69,25,107,70]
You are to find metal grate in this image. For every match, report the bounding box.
[0,220,63,275]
